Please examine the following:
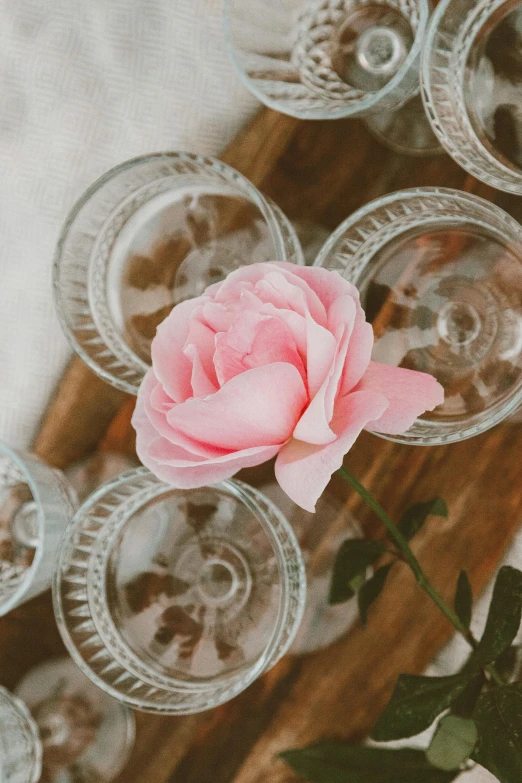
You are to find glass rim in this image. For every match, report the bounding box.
[52,468,306,713]
[420,0,522,193]
[52,151,302,396]
[0,443,46,615]
[314,186,522,445]
[223,0,430,120]
[314,186,522,260]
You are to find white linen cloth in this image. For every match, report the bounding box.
[0,0,257,448]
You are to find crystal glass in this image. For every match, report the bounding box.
[14,657,135,783]
[0,441,137,617]
[0,442,78,616]
[0,659,134,783]
[0,687,41,783]
[314,187,522,445]
[53,468,306,715]
[224,0,441,155]
[422,0,522,192]
[53,152,304,395]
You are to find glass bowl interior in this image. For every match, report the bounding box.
[224,0,429,120]
[53,152,303,395]
[315,187,522,444]
[422,0,522,193]
[53,469,305,714]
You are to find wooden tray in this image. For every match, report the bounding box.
[2,107,522,783]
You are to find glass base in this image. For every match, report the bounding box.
[365,93,443,156]
[15,658,135,783]
[259,480,361,655]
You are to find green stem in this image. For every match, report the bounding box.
[338,466,504,686]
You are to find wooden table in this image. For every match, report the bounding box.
[2,106,522,783]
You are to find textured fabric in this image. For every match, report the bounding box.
[0,0,258,448]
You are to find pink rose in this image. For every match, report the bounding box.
[132,262,443,512]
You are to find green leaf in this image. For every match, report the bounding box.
[281,743,460,783]
[371,673,473,741]
[495,646,522,682]
[426,715,478,771]
[472,684,522,783]
[358,564,393,627]
[454,571,473,630]
[451,673,486,719]
[466,566,522,671]
[329,539,386,605]
[398,498,448,541]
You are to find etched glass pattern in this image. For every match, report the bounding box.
[0,687,42,783]
[53,469,306,714]
[315,187,522,444]
[0,442,78,616]
[53,152,304,395]
[422,0,522,193]
[224,0,428,119]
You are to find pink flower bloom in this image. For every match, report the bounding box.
[132,263,443,512]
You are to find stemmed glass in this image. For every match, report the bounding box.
[422,0,522,193]
[0,442,137,617]
[314,187,522,444]
[0,658,134,782]
[224,0,441,155]
[53,152,304,395]
[0,442,78,616]
[53,468,306,715]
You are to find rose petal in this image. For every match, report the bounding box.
[275,390,389,512]
[304,308,338,401]
[324,295,357,419]
[258,303,308,358]
[283,263,362,310]
[213,311,305,387]
[167,363,308,451]
[357,361,444,434]
[340,311,374,394]
[140,443,281,489]
[184,343,219,398]
[151,297,205,403]
[134,386,223,476]
[293,297,356,445]
[256,269,327,326]
[183,311,219,389]
[212,263,327,325]
[136,369,225,459]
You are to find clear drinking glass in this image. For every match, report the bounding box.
[53,468,306,715]
[314,187,522,445]
[53,152,304,395]
[0,442,137,617]
[224,0,441,155]
[0,658,134,783]
[14,657,135,783]
[0,687,42,783]
[0,442,78,616]
[422,0,522,193]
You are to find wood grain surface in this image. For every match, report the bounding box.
[1,105,522,783]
